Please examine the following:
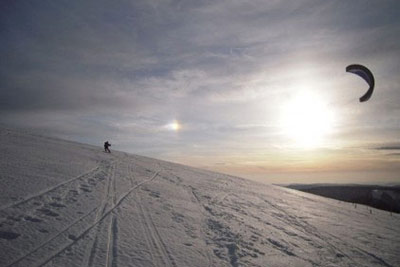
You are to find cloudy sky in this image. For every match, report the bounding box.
[1,0,399,184]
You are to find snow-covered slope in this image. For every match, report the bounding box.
[0,127,399,267]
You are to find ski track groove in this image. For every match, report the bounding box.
[35,167,161,267]
[136,192,176,267]
[132,165,157,266]
[128,162,135,188]
[0,165,103,212]
[147,209,177,267]
[188,187,213,267]
[136,194,166,266]
[105,216,116,267]
[82,160,117,267]
[106,160,118,267]
[135,196,157,265]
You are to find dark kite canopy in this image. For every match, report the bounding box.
[346,64,375,102]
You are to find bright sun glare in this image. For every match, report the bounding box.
[280,92,335,148]
[166,120,181,131]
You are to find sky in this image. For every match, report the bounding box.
[1,0,399,184]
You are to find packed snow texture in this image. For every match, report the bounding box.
[0,127,399,267]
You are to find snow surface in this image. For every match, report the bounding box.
[0,127,399,267]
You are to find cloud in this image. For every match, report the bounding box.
[373,145,400,151]
[1,0,400,182]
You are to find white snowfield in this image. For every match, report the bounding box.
[0,128,399,267]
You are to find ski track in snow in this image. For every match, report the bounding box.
[1,128,400,267]
[33,161,161,267]
[82,160,117,267]
[187,186,213,267]
[135,192,176,267]
[0,152,162,267]
[1,158,114,266]
[0,165,102,212]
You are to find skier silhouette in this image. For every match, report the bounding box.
[104,141,111,153]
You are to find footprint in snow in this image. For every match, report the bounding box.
[68,234,78,241]
[49,202,66,208]
[68,189,78,195]
[149,191,160,198]
[172,212,184,223]
[80,187,91,192]
[0,231,20,240]
[36,208,59,217]
[24,216,42,223]
[7,216,22,222]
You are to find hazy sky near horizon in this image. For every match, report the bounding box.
[1,0,399,183]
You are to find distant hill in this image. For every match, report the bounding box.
[285,184,400,214]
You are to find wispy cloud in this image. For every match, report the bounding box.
[373,145,400,151]
[1,0,399,183]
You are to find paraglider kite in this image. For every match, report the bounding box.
[346,64,375,102]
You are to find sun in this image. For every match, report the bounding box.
[166,120,181,131]
[280,92,334,148]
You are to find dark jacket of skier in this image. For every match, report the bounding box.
[104,141,111,153]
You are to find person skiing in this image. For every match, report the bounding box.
[104,141,111,153]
